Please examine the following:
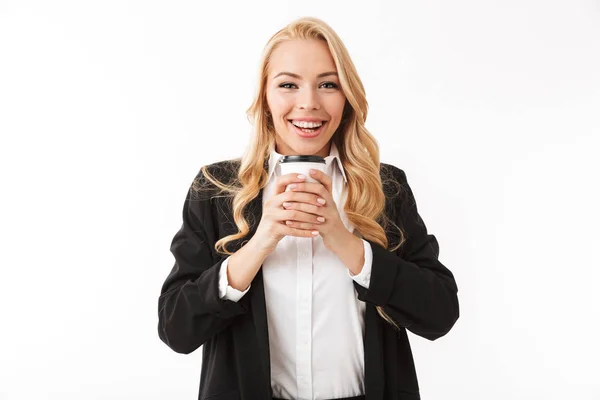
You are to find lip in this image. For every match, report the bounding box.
[289,117,326,123]
[288,120,326,138]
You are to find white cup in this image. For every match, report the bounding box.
[279,155,327,190]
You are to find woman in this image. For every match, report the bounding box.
[158,16,459,400]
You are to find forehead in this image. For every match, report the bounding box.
[268,39,337,79]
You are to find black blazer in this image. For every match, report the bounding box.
[158,159,459,400]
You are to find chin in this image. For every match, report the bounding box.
[291,138,331,156]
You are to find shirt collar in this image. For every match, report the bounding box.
[267,141,347,183]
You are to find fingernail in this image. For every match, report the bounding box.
[283,202,291,207]
[317,198,326,205]
[309,169,317,175]
[317,217,325,222]
[297,174,306,180]
[288,184,297,189]
[311,231,319,236]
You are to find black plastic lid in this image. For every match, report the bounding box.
[279,155,325,164]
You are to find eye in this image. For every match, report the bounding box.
[279,83,297,89]
[320,82,338,89]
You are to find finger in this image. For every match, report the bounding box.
[309,168,332,193]
[279,221,319,236]
[286,225,320,238]
[274,172,307,195]
[282,202,324,218]
[285,220,323,231]
[282,208,324,224]
[288,182,329,198]
[283,191,326,207]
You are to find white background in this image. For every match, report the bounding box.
[1,0,599,399]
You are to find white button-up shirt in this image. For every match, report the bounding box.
[217,142,374,400]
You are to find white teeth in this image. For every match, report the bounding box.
[292,120,323,128]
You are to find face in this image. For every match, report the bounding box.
[265,39,346,158]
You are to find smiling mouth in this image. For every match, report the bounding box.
[287,120,327,129]
[288,120,327,138]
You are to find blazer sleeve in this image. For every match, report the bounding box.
[354,166,459,341]
[157,168,249,354]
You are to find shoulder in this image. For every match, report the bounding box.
[198,158,241,181]
[379,162,410,203]
[380,162,407,183]
[190,158,242,201]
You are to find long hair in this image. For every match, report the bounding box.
[193,16,406,331]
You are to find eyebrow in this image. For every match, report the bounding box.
[273,71,338,79]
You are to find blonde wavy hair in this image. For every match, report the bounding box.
[193,16,406,331]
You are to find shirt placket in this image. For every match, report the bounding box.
[295,236,313,399]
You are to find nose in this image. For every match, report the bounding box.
[296,87,320,111]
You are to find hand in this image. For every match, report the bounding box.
[251,172,327,254]
[282,168,351,252]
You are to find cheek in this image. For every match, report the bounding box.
[324,95,346,120]
[268,93,293,119]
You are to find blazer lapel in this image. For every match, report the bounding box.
[244,185,272,386]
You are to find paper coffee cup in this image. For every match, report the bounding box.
[279,155,327,190]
